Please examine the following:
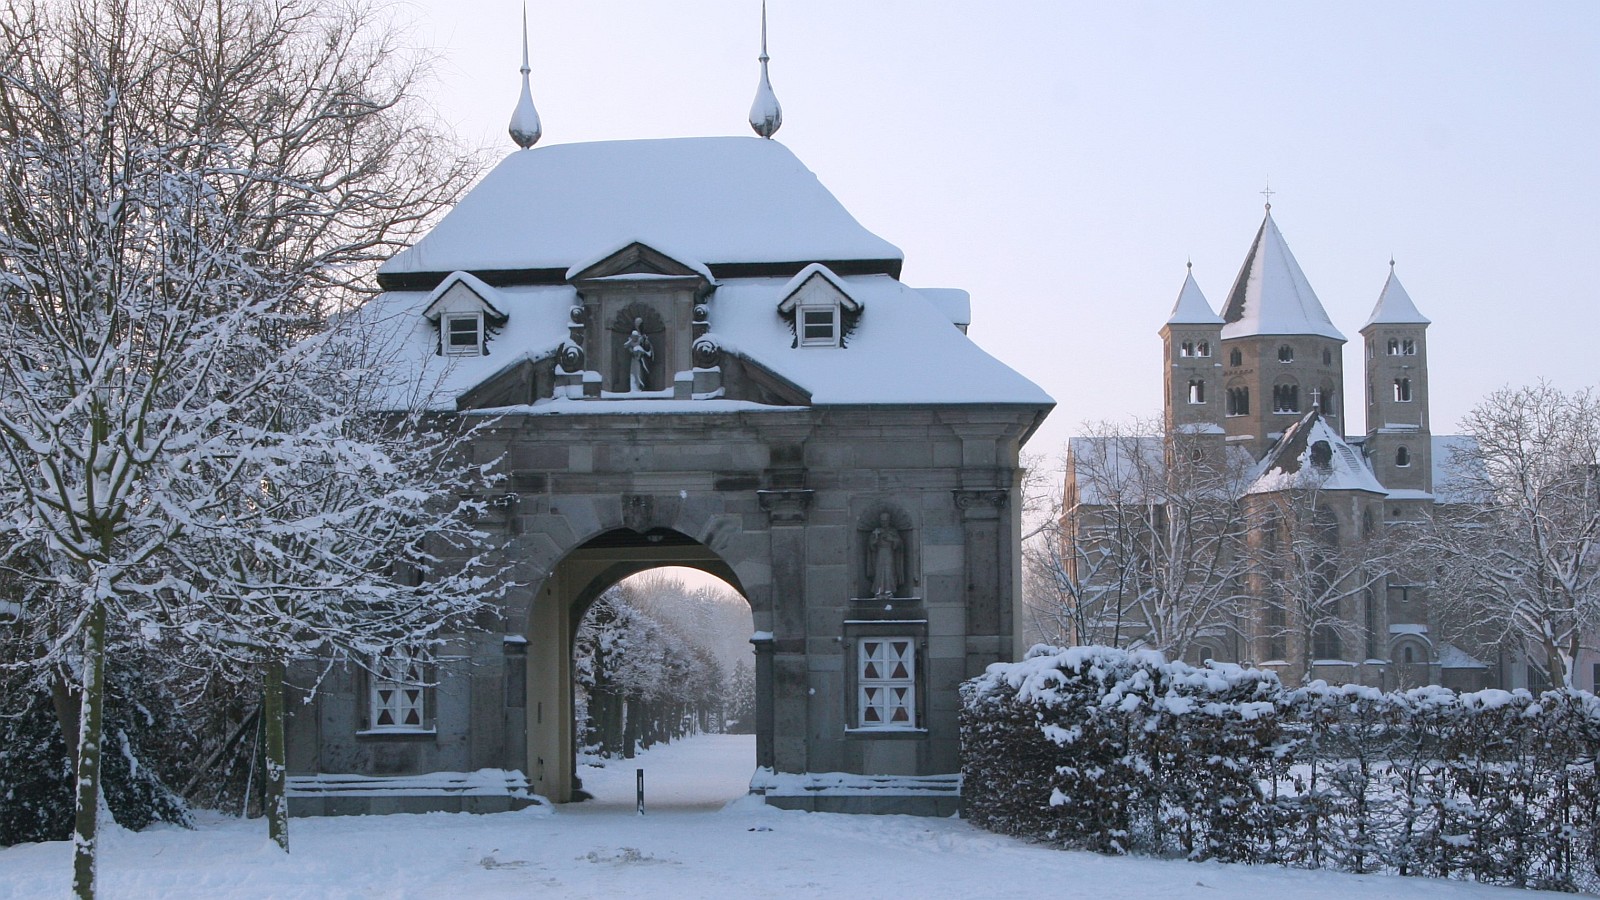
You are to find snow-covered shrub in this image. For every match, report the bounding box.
[961,646,1600,891]
[0,650,191,846]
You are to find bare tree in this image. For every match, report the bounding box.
[1425,383,1600,688]
[1245,485,1397,683]
[0,0,483,894]
[1030,418,1254,657]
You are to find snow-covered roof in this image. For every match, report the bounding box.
[379,138,903,281]
[1165,269,1223,327]
[1066,436,1166,506]
[1362,268,1431,329]
[1431,434,1488,504]
[1220,212,1345,342]
[1437,643,1489,670]
[351,273,1052,410]
[919,289,971,330]
[1245,409,1385,495]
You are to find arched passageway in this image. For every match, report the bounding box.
[523,528,763,803]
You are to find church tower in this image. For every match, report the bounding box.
[1160,266,1225,438]
[1218,208,1347,460]
[1361,264,1432,496]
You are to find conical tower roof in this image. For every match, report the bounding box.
[1362,266,1431,329]
[1165,267,1224,327]
[1220,211,1344,341]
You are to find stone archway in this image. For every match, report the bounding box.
[511,513,772,803]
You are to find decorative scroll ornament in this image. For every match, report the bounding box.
[558,342,584,373]
[748,1,782,139]
[508,7,543,149]
[692,335,721,368]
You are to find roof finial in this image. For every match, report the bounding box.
[1186,257,1192,270]
[1389,255,1396,270]
[748,0,783,139]
[508,5,542,149]
[1261,177,1275,212]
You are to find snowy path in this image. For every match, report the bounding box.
[0,733,1567,899]
[573,732,754,812]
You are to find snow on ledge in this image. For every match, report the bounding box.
[287,768,547,801]
[750,767,961,798]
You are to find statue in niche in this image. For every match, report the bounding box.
[867,511,904,599]
[623,318,653,392]
[608,305,665,393]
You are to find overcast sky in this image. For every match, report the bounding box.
[404,0,1598,462]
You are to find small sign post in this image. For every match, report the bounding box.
[636,768,645,815]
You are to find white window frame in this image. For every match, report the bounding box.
[857,637,917,729]
[367,654,430,732]
[799,305,840,347]
[443,312,484,356]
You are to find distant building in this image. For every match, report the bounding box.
[1063,207,1509,691]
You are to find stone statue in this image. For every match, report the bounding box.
[623,317,653,392]
[867,512,902,599]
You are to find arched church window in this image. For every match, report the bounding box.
[1402,644,1415,664]
[1396,446,1411,467]
[1278,344,1295,363]
[1273,383,1300,413]
[1387,338,1400,355]
[1394,378,1413,402]
[1226,386,1249,417]
[1322,349,1333,366]
[1402,338,1417,355]
[1229,348,1242,367]
[1188,379,1206,404]
[1180,340,1194,357]
[1196,340,1211,357]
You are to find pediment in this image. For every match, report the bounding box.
[565,240,713,285]
[776,264,861,314]
[421,271,507,323]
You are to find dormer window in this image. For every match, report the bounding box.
[800,306,840,347]
[777,263,862,349]
[443,313,483,356]
[421,272,506,359]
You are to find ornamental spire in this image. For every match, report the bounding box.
[508,5,542,149]
[748,1,783,139]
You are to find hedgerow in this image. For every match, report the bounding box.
[961,645,1600,892]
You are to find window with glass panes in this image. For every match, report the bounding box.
[369,655,427,730]
[858,637,916,728]
[800,306,839,346]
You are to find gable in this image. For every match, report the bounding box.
[565,240,714,284]
[421,272,507,323]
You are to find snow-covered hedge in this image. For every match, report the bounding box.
[960,645,1600,892]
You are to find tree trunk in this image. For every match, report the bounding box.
[71,601,107,900]
[262,657,289,852]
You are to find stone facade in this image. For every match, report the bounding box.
[285,136,1052,815]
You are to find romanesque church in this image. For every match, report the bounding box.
[1063,205,1506,692]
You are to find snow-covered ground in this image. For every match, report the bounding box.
[0,734,1565,898]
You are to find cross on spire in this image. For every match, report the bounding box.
[1261,178,1275,211]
